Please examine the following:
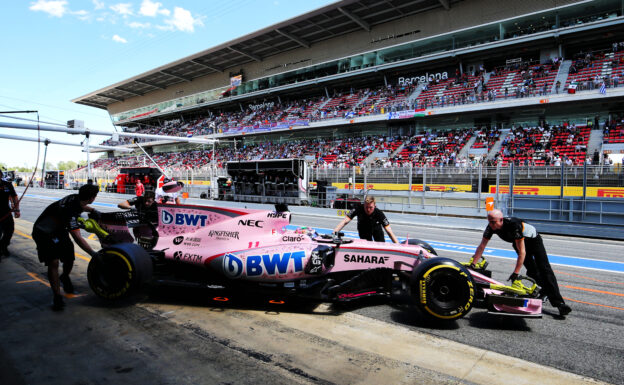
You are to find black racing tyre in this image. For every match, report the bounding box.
[87,243,153,300]
[405,238,437,255]
[410,257,475,320]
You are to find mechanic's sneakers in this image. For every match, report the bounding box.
[52,295,65,311]
[59,274,75,294]
[557,304,572,317]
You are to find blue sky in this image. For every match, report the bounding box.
[0,0,336,168]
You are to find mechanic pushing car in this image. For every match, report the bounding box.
[470,209,572,317]
[333,196,399,243]
[0,169,20,259]
[32,184,101,311]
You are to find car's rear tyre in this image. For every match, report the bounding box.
[87,243,153,300]
[405,238,437,255]
[410,258,475,320]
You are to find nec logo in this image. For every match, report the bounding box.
[238,219,264,228]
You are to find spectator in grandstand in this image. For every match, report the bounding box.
[332,196,399,243]
[33,184,101,311]
[0,169,20,259]
[470,209,572,317]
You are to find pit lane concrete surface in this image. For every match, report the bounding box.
[1,188,621,384]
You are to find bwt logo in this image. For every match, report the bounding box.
[162,210,174,224]
[223,251,306,278]
[161,210,209,226]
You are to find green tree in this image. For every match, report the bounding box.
[57,160,78,170]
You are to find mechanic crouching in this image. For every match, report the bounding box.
[32,184,101,311]
[470,209,572,317]
[333,196,399,243]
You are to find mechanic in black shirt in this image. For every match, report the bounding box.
[117,190,158,224]
[0,170,20,258]
[471,209,571,317]
[33,184,100,310]
[333,196,399,243]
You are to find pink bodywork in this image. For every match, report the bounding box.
[469,270,542,315]
[155,204,430,281]
[151,204,540,316]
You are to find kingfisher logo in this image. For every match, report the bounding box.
[223,251,306,278]
[161,210,209,226]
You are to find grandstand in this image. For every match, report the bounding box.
[72,0,624,173]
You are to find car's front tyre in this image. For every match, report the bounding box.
[410,258,475,320]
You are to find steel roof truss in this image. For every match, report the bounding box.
[275,28,310,48]
[228,47,261,62]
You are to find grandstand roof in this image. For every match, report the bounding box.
[72,0,458,110]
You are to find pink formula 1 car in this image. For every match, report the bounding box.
[84,204,542,321]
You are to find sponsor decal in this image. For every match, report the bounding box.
[267,212,288,219]
[282,235,303,242]
[597,188,624,198]
[181,237,201,247]
[162,210,174,224]
[338,291,377,299]
[180,253,202,263]
[238,219,264,228]
[223,251,306,278]
[174,251,183,260]
[161,210,209,226]
[343,254,389,265]
[173,236,184,245]
[208,230,240,240]
[489,186,540,195]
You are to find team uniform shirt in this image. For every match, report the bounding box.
[135,183,145,197]
[33,194,83,237]
[347,205,390,240]
[483,217,538,243]
[0,180,17,218]
[126,196,158,224]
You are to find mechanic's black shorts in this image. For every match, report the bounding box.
[32,229,75,266]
